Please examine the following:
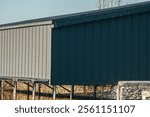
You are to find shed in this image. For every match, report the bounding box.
[0,1,150,85]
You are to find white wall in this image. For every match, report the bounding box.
[0,23,52,81]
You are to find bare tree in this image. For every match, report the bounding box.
[97,0,138,9]
[97,0,122,9]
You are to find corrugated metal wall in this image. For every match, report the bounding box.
[52,11,150,85]
[0,24,51,80]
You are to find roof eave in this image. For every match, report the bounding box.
[0,21,53,30]
[52,1,150,28]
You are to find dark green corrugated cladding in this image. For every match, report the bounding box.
[51,1,150,85]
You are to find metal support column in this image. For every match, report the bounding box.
[101,86,103,100]
[38,84,41,100]
[13,81,17,100]
[0,81,2,100]
[120,87,123,100]
[83,85,86,93]
[27,83,30,100]
[93,85,97,100]
[53,85,56,100]
[1,80,4,100]
[70,85,74,100]
[32,83,36,100]
[117,84,120,100]
[0,80,2,90]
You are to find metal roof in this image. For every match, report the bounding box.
[0,1,150,28]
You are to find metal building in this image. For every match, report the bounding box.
[0,1,150,85]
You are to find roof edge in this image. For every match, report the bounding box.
[0,21,52,30]
[52,1,150,27]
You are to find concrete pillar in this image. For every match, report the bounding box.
[70,85,74,100]
[53,85,56,100]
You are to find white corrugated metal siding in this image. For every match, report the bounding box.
[0,23,52,80]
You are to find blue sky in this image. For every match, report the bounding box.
[0,0,149,25]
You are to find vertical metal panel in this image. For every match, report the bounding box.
[22,28,26,77]
[42,26,46,78]
[84,22,93,82]
[13,29,16,77]
[139,13,147,79]
[7,30,11,76]
[25,27,29,77]
[52,11,150,85]
[39,26,43,78]
[16,29,19,77]
[4,30,6,76]
[9,30,13,76]
[92,21,101,83]
[146,12,150,79]
[59,27,68,83]
[100,20,109,83]
[18,28,23,76]
[47,25,51,80]
[2,31,4,76]
[131,14,139,80]
[0,24,52,80]
[76,24,85,83]
[32,27,36,78]
[28,27,32,78]
[35,26,39,78]
[107,18,117,83]
[0,31,2,76]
